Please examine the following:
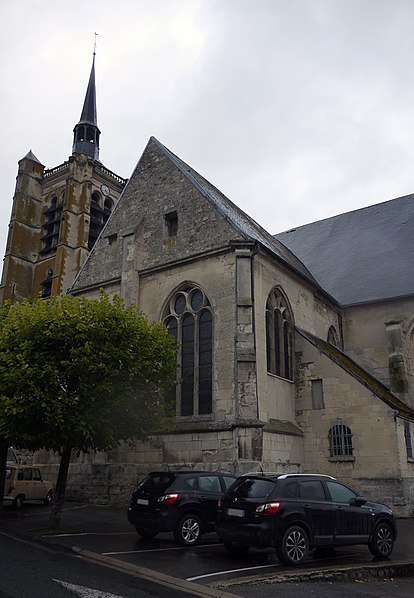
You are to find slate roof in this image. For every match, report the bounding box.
[297,328,414,421]
[275,193,414,306]
[152,138,322,289]
[22,150,42,164]
[77,55,98,126]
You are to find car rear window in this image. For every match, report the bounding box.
[230,477,275,498]
[223,475,236,490]
[172,476,198,491]
[138,473,175,493]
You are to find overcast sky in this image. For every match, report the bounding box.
[1,0,414,258]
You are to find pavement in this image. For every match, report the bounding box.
[1,503,414,597]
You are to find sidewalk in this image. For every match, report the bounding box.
[1,502,414,590]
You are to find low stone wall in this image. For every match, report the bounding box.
[354,477,414,518]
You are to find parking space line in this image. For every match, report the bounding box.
[42,532,135,538]
[102,543,222,556]
[187,563,277,581]
[42,532,88,538]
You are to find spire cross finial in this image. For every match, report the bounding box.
[93,32,98,56]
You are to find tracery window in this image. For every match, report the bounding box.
[164,287,213,417]
[327,325,340,348]
[328,422,353,458]
[265,288,293,380]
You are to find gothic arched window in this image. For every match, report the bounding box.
[164,287,213,417]
[327,325,341,348]
[265,288,293,380]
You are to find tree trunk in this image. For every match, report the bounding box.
[0,441,8,514]
[49,444,72,530]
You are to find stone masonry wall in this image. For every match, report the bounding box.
[296,334,413,516]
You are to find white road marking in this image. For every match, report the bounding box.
[44,532,88,538]
[186,563,277,581]
[42,532,134,538]
[102,543,222,555]
[187,550,372,581]
[53,579,124,597]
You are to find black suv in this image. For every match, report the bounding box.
[127,471,236,546]
[216,473,396,565]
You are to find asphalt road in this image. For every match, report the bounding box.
[2,502,414,597]
[2,531,414,598]
[0,532,201,598]
[39,521,409,586]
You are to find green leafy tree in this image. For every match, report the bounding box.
[0,294,176,527]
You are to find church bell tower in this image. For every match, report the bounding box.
[0,54,127,304]
[72,54,100,160]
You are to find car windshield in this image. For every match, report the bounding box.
[5,469,12,479]
[229,477,275,499]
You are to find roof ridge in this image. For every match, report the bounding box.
[276,192,414,236]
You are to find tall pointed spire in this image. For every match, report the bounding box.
[72,52,101,160]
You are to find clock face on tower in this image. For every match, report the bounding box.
[100,184,110,197]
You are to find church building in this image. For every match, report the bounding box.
[2,58,414,514]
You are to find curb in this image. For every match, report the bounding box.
[71,546,242,598]
[211,561,414,589]
[0,526,241,598]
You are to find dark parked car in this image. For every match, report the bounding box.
[216,473,396,565]
[127,470,236,546]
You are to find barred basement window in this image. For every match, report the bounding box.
[265,288,293,380]
[329,423,354,459]
[164,287,212,417]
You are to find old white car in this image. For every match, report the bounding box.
[4,465,53,508]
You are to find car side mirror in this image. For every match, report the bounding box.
[350,496,367,507]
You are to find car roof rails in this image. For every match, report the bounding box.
[277,473,337,480]
[240,472,337,480]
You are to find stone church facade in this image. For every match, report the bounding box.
[2,59,414,514]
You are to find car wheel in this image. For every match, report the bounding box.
[12,495,24,509]
[43,490,53,505]
[277,525,309,565]
[368,522,394,558]
[223,540,250,555]
[135,527,159,539]
[174,514,202,546]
